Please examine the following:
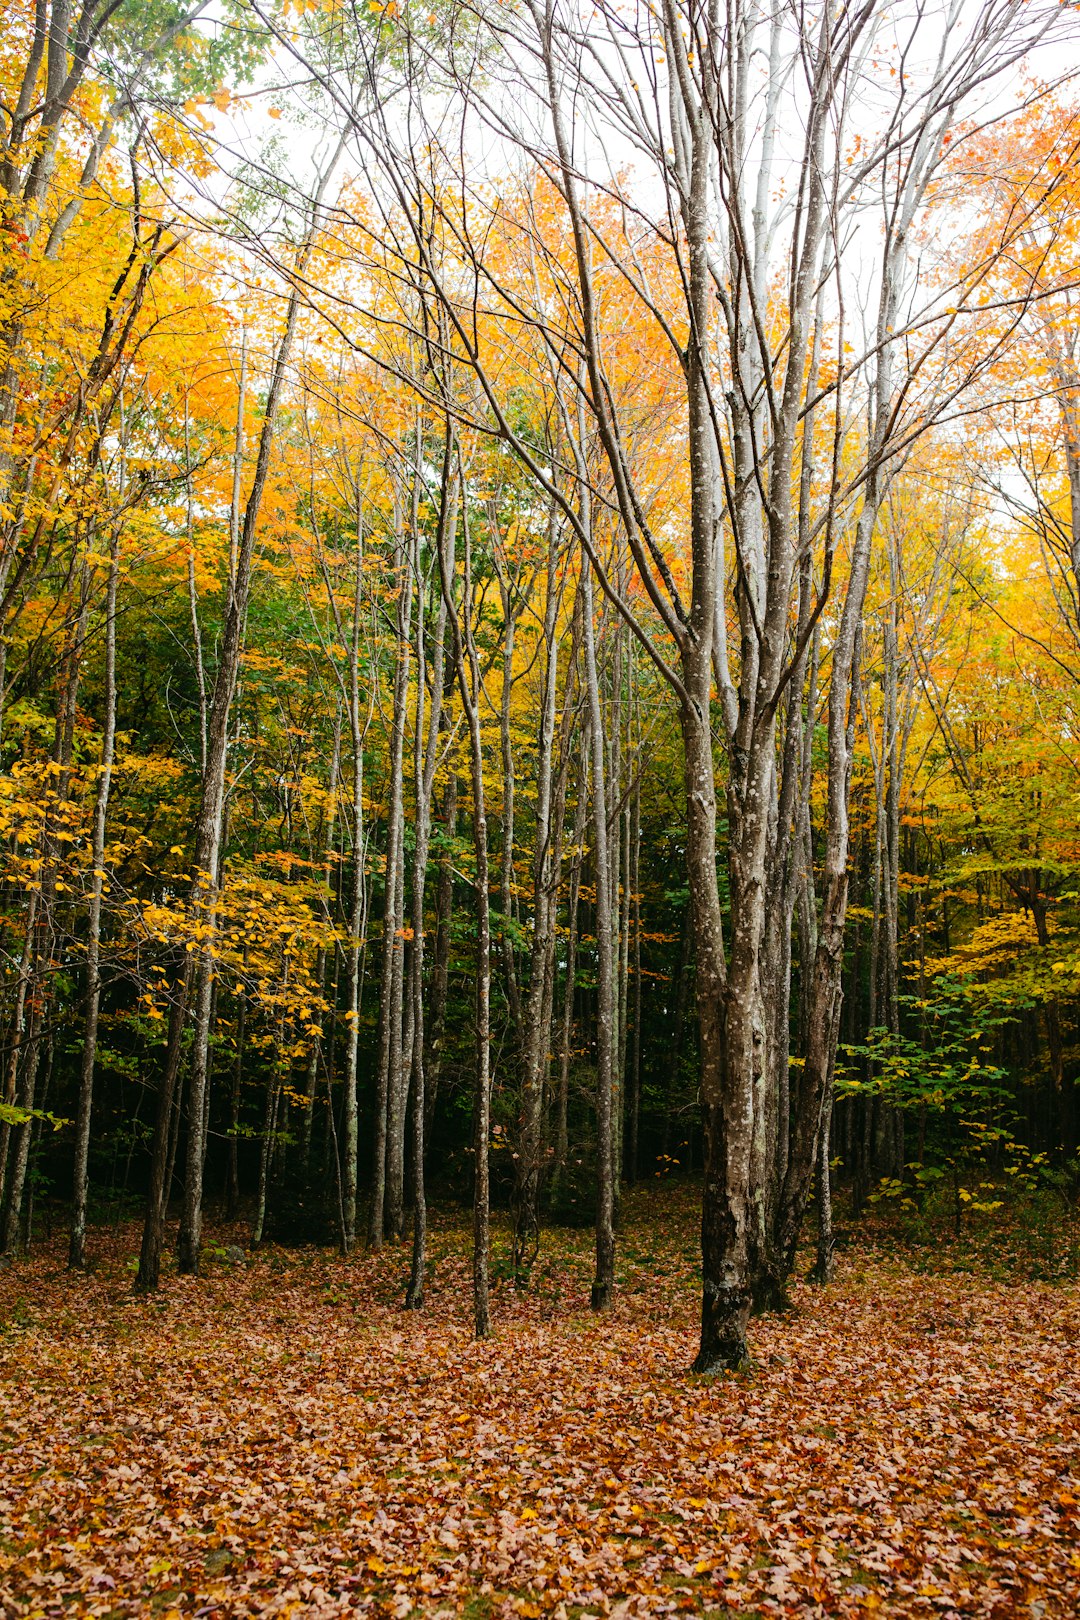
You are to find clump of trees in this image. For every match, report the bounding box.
[1,0,1078,1368]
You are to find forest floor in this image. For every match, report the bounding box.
[0,1186,1078,1619]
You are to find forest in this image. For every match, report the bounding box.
[1,0,1079,1614]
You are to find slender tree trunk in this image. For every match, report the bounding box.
[372,509,412,1245]
[251,1071,281,1249]
[23,1030,54,1251]
[406,451,454,1308]
[425,773,456,1135]
[627,778,642,1184]
[605,612,624,1222]
[809,1082,836,1284]
[68,529,120,1268]
[582,564,616,1312]
[342,496,369,1253]
[226,960,246,1217]
[513,510,562,1268]
[498,575,522,1031]
[553,784,586,1189]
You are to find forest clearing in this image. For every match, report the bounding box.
[2,1188,1079,1619]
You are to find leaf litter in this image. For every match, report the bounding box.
[0,1188,1077,1618]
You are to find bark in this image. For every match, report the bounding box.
[497,569,522,1031]
[226,961,246,1217]
[425,772,456,1134]
[342,493,369,1252]
[251,1071,281,1248]
[68,526,119,1268]
[809,1082,836,1285]
[613,635,630,1217]
[371,505,412,1246]
[383,501,415,1243]
[582,564,616,1312]
[513,508,564,1268]
[627,778,642,1184]
[405,446,454,1309]
[553,784,587,1188]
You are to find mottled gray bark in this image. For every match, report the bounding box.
[68,528,120,1269]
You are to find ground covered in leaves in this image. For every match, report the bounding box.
[1,1189,1078,1618]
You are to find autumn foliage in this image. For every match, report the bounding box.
[1,0,1080,1613]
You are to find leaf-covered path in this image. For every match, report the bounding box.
[1,1194,1077,1618]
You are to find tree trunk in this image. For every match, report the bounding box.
[406,449,454,1309]
[68,527,120,1268]
[513,509,563,1269]
[582,564,616,1312]
[627,778,642,1184]
[809,1083,836,1285]
[372,507,412,1245]
[425,773,456,1134]
[498,573,522,1032]
[441,456,493,1338]
[553,784,586,1190]
[342,496,369,1252]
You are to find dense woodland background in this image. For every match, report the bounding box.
[1,0,1079,1368]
